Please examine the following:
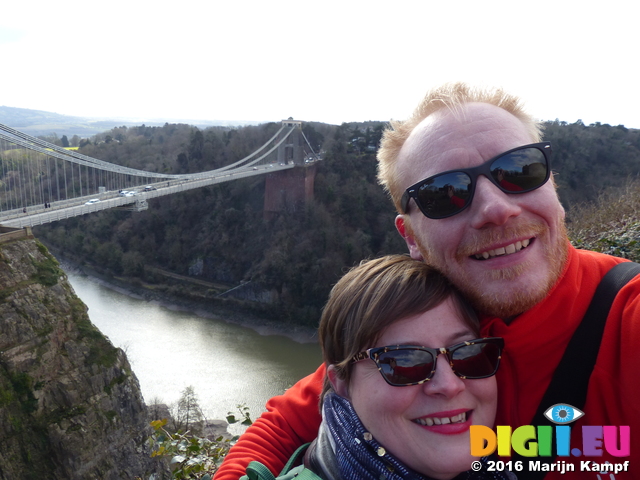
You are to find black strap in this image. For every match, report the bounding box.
[515,261,640,479]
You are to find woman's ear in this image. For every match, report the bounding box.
[328,364,350,399]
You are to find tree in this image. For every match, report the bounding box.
[176,152,188,173]
[188,129,204,161]
[61,135,70,148]
[171,386,203,434]
[122,251,144,277]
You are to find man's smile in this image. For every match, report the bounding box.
[472,238,531,260]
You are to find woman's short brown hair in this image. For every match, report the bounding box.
[318,255,478,400]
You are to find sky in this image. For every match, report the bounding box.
[1,0,639,128]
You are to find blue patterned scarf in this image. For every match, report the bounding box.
[322,392,515,480]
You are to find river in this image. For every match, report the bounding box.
[64,269,323,432]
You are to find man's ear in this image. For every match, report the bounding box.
[328,365,349,399]
[395,215,424,261]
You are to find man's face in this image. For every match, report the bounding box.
[395,103,568,318]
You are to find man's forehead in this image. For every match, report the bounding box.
[395,110,473,185]
[396,103,533,186]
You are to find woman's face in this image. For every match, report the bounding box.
[338,298,497,479]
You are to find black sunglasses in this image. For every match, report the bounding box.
[351,337,504,387]
[401,142,552,219]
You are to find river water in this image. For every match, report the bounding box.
[64,270,323,431]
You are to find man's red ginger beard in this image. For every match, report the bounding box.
[406,219,569,319]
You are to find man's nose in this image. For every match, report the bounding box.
[468,175,522,229]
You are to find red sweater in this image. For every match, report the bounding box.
[215,246,640,479]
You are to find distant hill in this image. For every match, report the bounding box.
[0,105,260,138]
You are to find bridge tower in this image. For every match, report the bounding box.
[277,119,306,165]
[264,119,316,218]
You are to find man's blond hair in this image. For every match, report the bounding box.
[377,82,543,211]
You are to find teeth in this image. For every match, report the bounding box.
[474,239,531,260]
[414,412,467,426]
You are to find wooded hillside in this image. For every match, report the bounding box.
[34,120,640,327]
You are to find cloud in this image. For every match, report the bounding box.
[0,0,639,127]
[0,28,26,45]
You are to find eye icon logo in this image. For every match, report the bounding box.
[543,403,584,424]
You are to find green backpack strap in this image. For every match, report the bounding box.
[281,465,324,479]
[244,461,277,480]
[242,443,321,480]
[278,443,311,476]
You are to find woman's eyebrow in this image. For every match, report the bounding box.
[381,330,476,347]
[445,330,478,344]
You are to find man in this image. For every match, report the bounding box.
[214,83,640,479]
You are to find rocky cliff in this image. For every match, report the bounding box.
[0,230,160,479]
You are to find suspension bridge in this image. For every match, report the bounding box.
[0,119,318,229]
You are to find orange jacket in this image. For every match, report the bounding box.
[214,246,640,479]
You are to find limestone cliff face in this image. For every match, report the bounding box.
[0,233,159,479]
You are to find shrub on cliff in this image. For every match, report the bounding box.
[567,178,640,262]
[147,403,252,479]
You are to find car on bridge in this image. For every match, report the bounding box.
[84,199,100,205]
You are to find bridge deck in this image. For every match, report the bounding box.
[0,163,294,228]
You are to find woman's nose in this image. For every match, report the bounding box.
[422,355,466,398]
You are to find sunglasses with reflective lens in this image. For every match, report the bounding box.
[401,142,552,219]
[351,337,504,387]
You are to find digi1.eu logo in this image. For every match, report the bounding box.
[543,403,585,424]
[470,402,630,458]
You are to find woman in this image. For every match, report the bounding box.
[304,255,513,480]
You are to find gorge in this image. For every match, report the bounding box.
[0,228,161,479]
